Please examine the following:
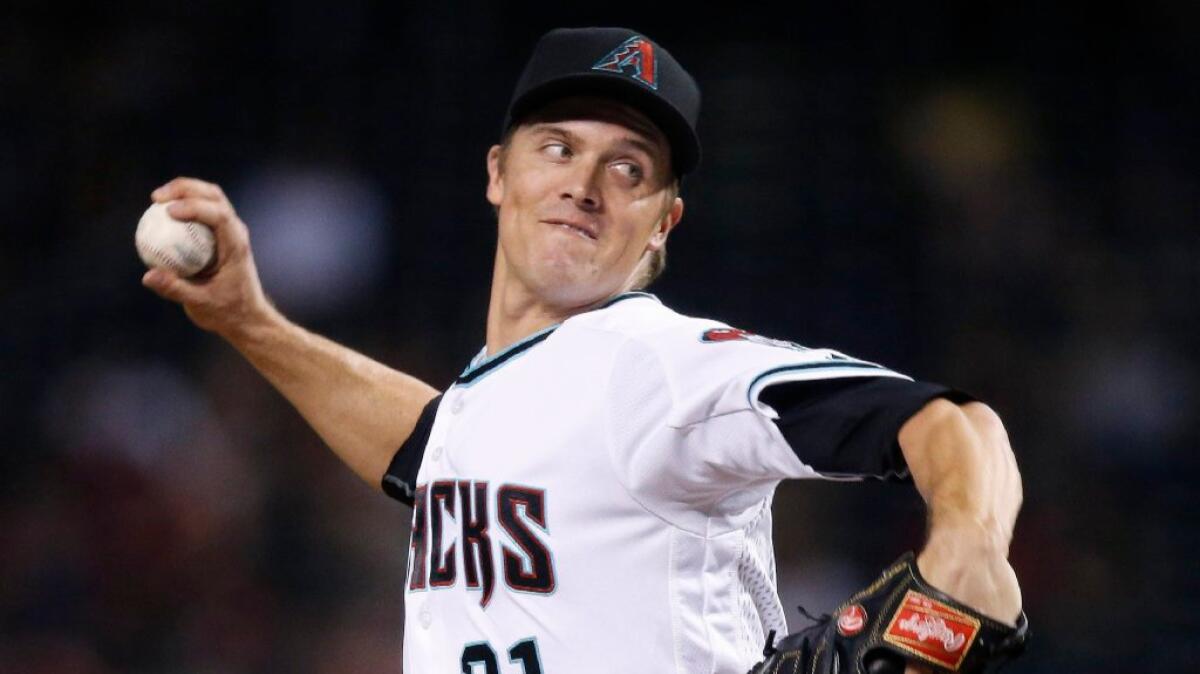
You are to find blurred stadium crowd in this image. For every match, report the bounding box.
[1,3,1196,672]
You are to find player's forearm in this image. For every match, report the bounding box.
[225,306,440,488]
[898,398,1023,623]
[899,399,1020,547]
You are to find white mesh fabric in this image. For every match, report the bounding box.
[736,494,787,655]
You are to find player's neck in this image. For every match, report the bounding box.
[484,299,563,358]
[484,280,577,358]
[484,260,618,358]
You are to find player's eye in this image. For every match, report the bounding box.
[542,143,572,160]
[613,161,644,181]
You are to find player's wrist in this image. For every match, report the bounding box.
[926,508,1011,555]
[917,524,1022,626]
[217,296,287,346]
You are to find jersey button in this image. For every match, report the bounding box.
[419,608,433,629]
[450,395,465,414]
[430,446,443,461]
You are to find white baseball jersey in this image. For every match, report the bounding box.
[382,292,959,673]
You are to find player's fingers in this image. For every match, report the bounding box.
[166,197,247,255]
[141,267,208,306]
[151,176,229,205]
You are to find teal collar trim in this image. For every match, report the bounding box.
[600,290,660,309]
[455,291,661,386]
[457,323,559,385]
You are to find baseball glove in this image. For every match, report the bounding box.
[747,552,1028,674]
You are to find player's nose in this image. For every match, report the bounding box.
[559,158,603,212]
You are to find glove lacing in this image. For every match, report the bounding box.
[761,604,833,659]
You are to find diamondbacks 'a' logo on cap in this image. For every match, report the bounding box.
[592,36,659,90]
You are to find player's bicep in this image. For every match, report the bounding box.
[381,393,442,506]
[759,377,975,480]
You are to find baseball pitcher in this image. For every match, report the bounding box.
[142,26,1027,674]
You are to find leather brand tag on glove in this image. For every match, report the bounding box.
[883,590,981,670]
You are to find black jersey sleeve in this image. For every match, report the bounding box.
[759,377,975,481]
[381,393,442,506]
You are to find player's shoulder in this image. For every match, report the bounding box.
[565,291,910,424]
[563,291,849,366]
[562,291,730,346]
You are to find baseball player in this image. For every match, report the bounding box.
[142,27,1027,674]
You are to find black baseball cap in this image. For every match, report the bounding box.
[502,27,702,178]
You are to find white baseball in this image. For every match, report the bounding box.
[135,201,216,277]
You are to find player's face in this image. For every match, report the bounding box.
[485,96,683,309]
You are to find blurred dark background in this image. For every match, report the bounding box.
[2,2,1197,672]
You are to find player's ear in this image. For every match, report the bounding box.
[486,144,504,207]
[646,196,683,251]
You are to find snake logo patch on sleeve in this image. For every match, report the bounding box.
[700,327,811,353]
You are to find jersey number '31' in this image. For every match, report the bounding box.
[462,638,543,674]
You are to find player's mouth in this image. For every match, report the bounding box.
[543,219,598,241]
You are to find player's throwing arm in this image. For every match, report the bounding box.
[749,398,1027,674]
[139,177,439,487]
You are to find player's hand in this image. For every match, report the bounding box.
[907,532,1020,674]
[141,177,277,338]
[746,551,1025,674]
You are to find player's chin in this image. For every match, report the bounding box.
[532,243,592,276]
[529,260,608,305]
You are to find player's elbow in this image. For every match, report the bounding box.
[960,401,1007,447]
[960,402,1020,480]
